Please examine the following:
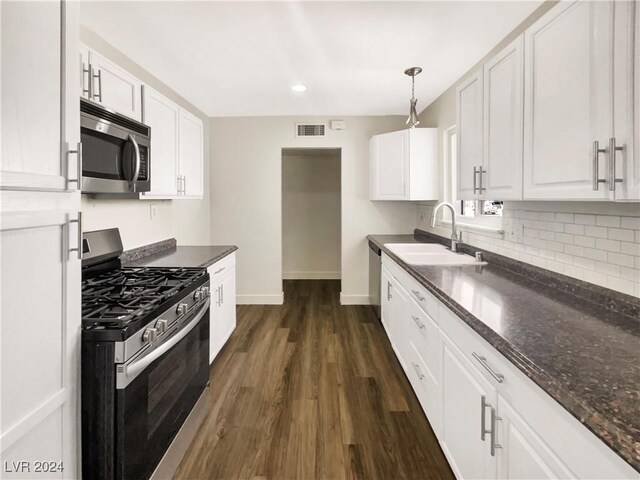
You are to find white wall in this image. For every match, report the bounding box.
[282,150,341,279]
[416,1,640,298]
[209,116,416,304]
[79,27,211,249]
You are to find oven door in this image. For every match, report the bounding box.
[81,119,151,194]
[115,299,210,480]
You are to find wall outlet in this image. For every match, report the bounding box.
[150,204,158,220]
[510,220,524,243]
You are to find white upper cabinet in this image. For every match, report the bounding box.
[141,86,180,198]
[456,69,484,200]
[483,35,524,200]
[80,45,142,121]
[370,128,438,201]
[613,0,639,201]
[1,1,67,190]
[178,109,204,198]
[139,85,204,200]
[523,1,614,200]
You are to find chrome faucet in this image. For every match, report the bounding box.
[430,201,460,252]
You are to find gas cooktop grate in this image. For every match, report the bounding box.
[82,267,206,329]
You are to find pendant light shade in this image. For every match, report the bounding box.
[404,67,422,128]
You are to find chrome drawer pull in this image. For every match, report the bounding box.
[592,140,607,190]
[411,289,425,301]
[412,362,424,380]
[472,352,504,383]
[490,406,502,456]
[412,315,425,330]
[480,395,490,441]
[214,266,226,275]
[608,137,624,191]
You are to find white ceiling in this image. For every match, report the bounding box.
[81,1,542,117]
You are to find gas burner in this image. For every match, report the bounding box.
[82,267,206,329]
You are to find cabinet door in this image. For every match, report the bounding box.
[141,86,179,198]
[178,109,204,198]
[1,1,67,191]
[381,268,409,367]
[483,36,524,200]
[371,130,409,200]
[456,70,483,200]
[1,208,81,479]
[523,1,614,200]
[210,270,237,364]
[613,0,639,201]
[441,332,497,480]
[496,395,573,479]
[88,50,142,121]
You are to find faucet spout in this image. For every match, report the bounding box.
[431,201,460,252]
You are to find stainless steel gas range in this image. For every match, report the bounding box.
[81,228,210,480]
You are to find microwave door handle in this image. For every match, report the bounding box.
[128,134,141,188]
[118,298,210,389]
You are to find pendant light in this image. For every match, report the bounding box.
[404,67,422,128]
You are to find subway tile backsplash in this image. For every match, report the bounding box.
[416,205,640,298]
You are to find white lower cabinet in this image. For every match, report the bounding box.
[208,253,237,364]
[380,253,636,480]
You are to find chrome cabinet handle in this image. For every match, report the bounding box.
[177,175,182,194]
[411,289,425,301]
[67,142,82,190]
[472,352,504,383]
[608,137,624,191]
[473,166,479,194]
[592,140,607,190]
[183,175,187,195]
[412,362,424,380]
[214,266,226,275]
[387,281,392,301]
[480,395,490,441]
[478,166,486,194]
[82,62,91,98]
[92,67,102,101]
[221,284,224,305]
[68,212,82,260]
[412,315,425,330]
[490,407,502,456]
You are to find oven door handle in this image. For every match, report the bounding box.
[119,298,210,389]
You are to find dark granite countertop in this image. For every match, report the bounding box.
[368,231,640,472]
[124,245,237,269]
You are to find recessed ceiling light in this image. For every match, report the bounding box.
[291,84,307,93]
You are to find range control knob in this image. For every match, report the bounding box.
[176,303,189,315]
[193,289,203,302]
[142,327,158,343]
[155,319,168,333]
[201,287,210,297]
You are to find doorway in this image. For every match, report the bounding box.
[281,148,341,290]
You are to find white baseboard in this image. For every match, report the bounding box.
[283,271,341,280]
[340,293,371,305]
[236,294,284,305]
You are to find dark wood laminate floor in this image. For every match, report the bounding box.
[175,280,454,480]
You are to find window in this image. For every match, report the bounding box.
[445,126,504,224]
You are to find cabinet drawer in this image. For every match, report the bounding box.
[382,253,439,320]
[208,252,236,283]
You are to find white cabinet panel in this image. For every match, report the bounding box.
[483,36,524,200]
[497,395,573,480]
[208,255,237,364]
[87,50,142,121]
[178,109,204,198]
[141,86,179,198]
[456,70,484,200]
[1,1,65,190]
[441,332,497,480]
[523,1,614,200]
[371,130,407,200]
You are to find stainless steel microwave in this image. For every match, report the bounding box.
[80,99,151,194]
